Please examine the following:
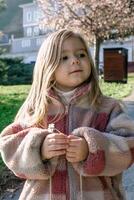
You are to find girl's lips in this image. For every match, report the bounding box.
[70,70,83,74]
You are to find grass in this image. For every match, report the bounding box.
[0,73,134,169]
[100,81,133,99]
[100,73,134,99]
[0,85,30,132]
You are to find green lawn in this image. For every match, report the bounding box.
[0,74,134,132]
[0,85,30,132]
[0,73,134,169]
[100,78,133,99]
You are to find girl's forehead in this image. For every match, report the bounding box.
[62,36,86,52]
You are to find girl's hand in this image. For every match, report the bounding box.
[66,135,89,163]
[41,133,68,160]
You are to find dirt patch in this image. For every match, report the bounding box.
[0,166,24,199]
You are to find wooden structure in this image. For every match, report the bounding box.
[104,48,128,83]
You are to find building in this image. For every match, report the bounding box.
[0,0,51,63]
[0,0,134,70]
[99,36,134,71]
[89,36,134,72]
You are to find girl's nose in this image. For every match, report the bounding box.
[71,57,80,65]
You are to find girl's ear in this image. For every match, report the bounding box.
[50,75,54,82]
[50,76,56,87]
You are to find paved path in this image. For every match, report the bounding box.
[0,188,22,200]
[123,101,134,200]
[123,164,134,200]
[1,101,134,200]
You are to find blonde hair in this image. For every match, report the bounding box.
[15,29,101,126]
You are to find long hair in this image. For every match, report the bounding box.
[15,29,101,126]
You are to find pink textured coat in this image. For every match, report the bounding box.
[0,83,134,200]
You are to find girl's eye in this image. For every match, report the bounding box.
[61,56,68,61]
[77,53,86,58]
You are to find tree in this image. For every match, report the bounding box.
[37,0,134,72]
[0,59,9,83]
[0,58,34,85]
[0,0,6,55]
[0,0,6,12]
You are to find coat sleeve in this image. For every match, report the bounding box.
[0,122,58,180]
[71,102,134,177]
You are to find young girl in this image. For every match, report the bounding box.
[0,29,134,200]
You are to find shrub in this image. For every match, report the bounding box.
[0,58,34,85]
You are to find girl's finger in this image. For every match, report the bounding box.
[66,157,77,163]
[50,150,66,157]
[68,135,79,139]
[49,144,68,151]
[66,146,76,153]
[49,138,68,145]
[68,138,82,146]
[66,151,76,157]
[49,133,67,139]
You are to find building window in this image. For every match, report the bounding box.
[26,27,32,37]
[36,38,44,46]
[21,39,31,48]
[33,27,39,36]
[27,12,32,22]
[33,11,39,22]
[39,24,47,34]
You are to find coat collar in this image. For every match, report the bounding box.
[48,82,91,105]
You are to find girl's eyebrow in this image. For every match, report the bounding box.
[62,48,86,53]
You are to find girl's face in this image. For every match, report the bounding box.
[54,36,91,91]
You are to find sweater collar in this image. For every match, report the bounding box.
[48,82,91,104]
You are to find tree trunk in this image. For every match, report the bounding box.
[93,36,101,74]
